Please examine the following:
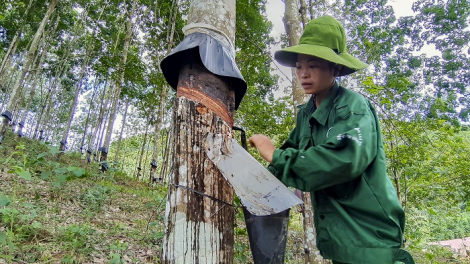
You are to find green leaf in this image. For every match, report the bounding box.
[0,232,6,245]
[56,174,69,183]
[37,152,50,159]
[47,145,62,156]
[0,194,11,207]
[40,171,52,180]
[68,167,86,177]
[16,169,32,181]
[31,221,42,229]
[22,202,35,208]
[54,167,69,175]
[152,231,164,240]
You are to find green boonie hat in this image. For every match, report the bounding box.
[274,15,368,76]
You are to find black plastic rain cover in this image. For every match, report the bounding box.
[160,32,247,110]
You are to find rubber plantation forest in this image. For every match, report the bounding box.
[1,0,470,263]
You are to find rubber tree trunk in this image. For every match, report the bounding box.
[18,15,60,138]
[0,0,58,143]
[34,42,72,140]
[60,56,89,151]
[137,119,150,180]
[150,0,178,184]
[159,128,172,183]
[113,98,130,162]
[284,1,327,263]
[87,80,108,152]
[149,85,167,184]
[162,0,239,261]
[299,0,310,27]
[0,33,20,89]
[163,83,235,263]
[81,79,99,153]
[0,0,33,86]
[101,0,137,164]
[283,0,306,115]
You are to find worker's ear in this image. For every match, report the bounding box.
[330,64,341,77]
[334,65,342,77]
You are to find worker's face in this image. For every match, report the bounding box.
[295,54,336,95]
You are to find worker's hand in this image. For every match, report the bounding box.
[248,134,275,163]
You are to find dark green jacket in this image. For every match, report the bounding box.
[268,82,414,264]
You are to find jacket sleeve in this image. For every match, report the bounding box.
[266,124,299,175]
[270,107,378,192]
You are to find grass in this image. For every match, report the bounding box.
[1,130,467,263]
[0,132,165,263]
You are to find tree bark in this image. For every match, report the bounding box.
[59,55,89,151]
[137,119,150,180]
[299,0,310,27]
[159,128,172,183]
[34,40,73,140]
[87,80,108,152]
[149,85,167,183]
[114,98,130,161]
[18,15,60,137]
[0,33,20,88]
[101,0,137,154]
[81,79,99,152]
[0,0,59,143]
[283,0,307,115]
[163,97,235,263]
[0,0,34,85]
[150,0,178,184]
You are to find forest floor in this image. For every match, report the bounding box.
[0,131,308,263]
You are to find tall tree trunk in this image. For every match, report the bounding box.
[150,0,178,184]
[114,98,130,162]
[149,85,167,183]
[0,33,20,88]
[81,78,99,153]
[299,0,310,27]
[284,1,327,263]
[87,80,108,151]
[0,0,34,86]
[162,0,239,261]
[34,40,72,140]
[0,0,59,143]
[159,128,172,183]
[18,15,60,137]
[59,56,89,151]
[17,15,60,138]
[101,0,137,160]
[137,119,150,180]
[97,106,109,152]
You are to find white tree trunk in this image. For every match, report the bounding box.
[102,0,137,151]
[0,0,58,142]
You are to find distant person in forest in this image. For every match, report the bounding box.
[248,16,415,264]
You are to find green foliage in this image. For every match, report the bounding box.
[78,185,111,213]
[0,193,11,206]
[0,200,47,262]
[108,241,130,264]
[58,224,95,257]
[405,207,470,263]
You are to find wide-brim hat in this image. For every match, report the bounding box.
[274,16,368,76]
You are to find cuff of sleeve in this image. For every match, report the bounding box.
[271,149,284,174]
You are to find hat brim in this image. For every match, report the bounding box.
[274,44,368,76]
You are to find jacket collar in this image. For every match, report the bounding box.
[308,81,339,126]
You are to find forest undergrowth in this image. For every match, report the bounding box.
[0,131,467,263]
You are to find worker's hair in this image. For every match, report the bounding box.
[330,63,342,77]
